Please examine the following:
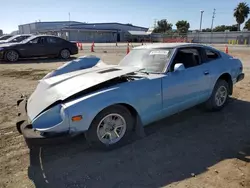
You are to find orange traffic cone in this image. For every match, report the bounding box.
[80,43,83,51]
[91,43,94,52]
[225,45,228,54]
[92,41,95,47]
[126,44,130,54]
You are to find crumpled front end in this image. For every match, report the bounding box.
[16,95,72,145]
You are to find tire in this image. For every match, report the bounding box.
[59,49,70,59]
[204,79,229,111]
[85,105,135,150]
[4,50,19,62]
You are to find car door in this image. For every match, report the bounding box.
[20,37,46,57]
[161,47,211,116]
[45,36,63,56]
[199,47,224,93]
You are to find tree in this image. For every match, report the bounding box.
[244,18,250,30]
[175,20,190,34]
[202,28,212,32]
[213,24,238,32]
[233,2,250,31]
[153,19,173,33]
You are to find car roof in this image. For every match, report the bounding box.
[134,43,210,49]
[13,34,32,37]
[34,34,63,38]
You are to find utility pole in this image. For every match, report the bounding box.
[211,9,216,31]
[210,9,216,44]
[154,19,157,28]
[198,10,204,43]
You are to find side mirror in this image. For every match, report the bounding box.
[174,63,185,72]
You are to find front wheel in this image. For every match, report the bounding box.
[85,105,134,150]
[59,49,70,59]
[5,50,19,62]
[204,79,229,111]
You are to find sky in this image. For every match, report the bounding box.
[1,0,250,33]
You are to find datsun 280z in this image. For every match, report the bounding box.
[16,43,244,150]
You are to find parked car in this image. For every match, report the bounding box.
[0,34,32,44]
[0,34,13,41]
[17,43,244,150]
[0,35,78,62]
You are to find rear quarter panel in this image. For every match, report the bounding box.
[63,75,163,133]
[204,50,243,96]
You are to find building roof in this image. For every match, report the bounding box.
[127,30,150,36]
[19,21,83,26]
[62,27,118,32]
[134,43,209,49]
[69,22,148,30]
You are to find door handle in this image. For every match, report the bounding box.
[204,71,209,75]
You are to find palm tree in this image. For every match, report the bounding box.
[234,2,250,31]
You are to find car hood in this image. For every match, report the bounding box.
[0,42,19,47]
[27,65,142,120]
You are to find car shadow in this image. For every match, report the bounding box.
[0,57,77,64]
[27,97,250,188]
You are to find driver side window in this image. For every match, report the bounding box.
[170,48,201,72]
[29,38,40,44]
[29,37,46,44]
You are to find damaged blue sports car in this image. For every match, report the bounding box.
[17,43,244,150]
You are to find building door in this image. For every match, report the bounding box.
[117,33,120,42]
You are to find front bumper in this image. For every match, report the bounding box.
[237,73,244,82]
[16,96,72,146]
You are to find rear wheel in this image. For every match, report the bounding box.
[85,105,134,150]
[59,49,70,59]
[5,50,19,62]
[204,79,229,111]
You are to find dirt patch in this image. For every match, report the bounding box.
[0,69,49,80]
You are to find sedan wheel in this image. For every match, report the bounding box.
[85,105,134,150]
[5,50,19,62]
[60,49,70,59]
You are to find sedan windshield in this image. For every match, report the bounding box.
[21,36,37,43]
[6,35,31,43]
[118,48,173,73]
[0,35,12,40]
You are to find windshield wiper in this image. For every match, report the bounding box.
[138,70,149,75]
[135,68,150,75]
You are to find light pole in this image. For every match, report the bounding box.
[198,10,204,43]
[68,12,71,41]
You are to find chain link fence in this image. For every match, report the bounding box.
[151,31,250,45]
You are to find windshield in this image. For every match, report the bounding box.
[118,48,173,73]
[6,35,31,43]
[0,35,12,40]
[21,35,36,43]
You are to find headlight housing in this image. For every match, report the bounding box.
[32,104,64,129]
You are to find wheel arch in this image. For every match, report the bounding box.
[4,49,21,58]
[60,48,72,55]
[217,73,233,95]
[92,103,140,122]
[89,102,141,132]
